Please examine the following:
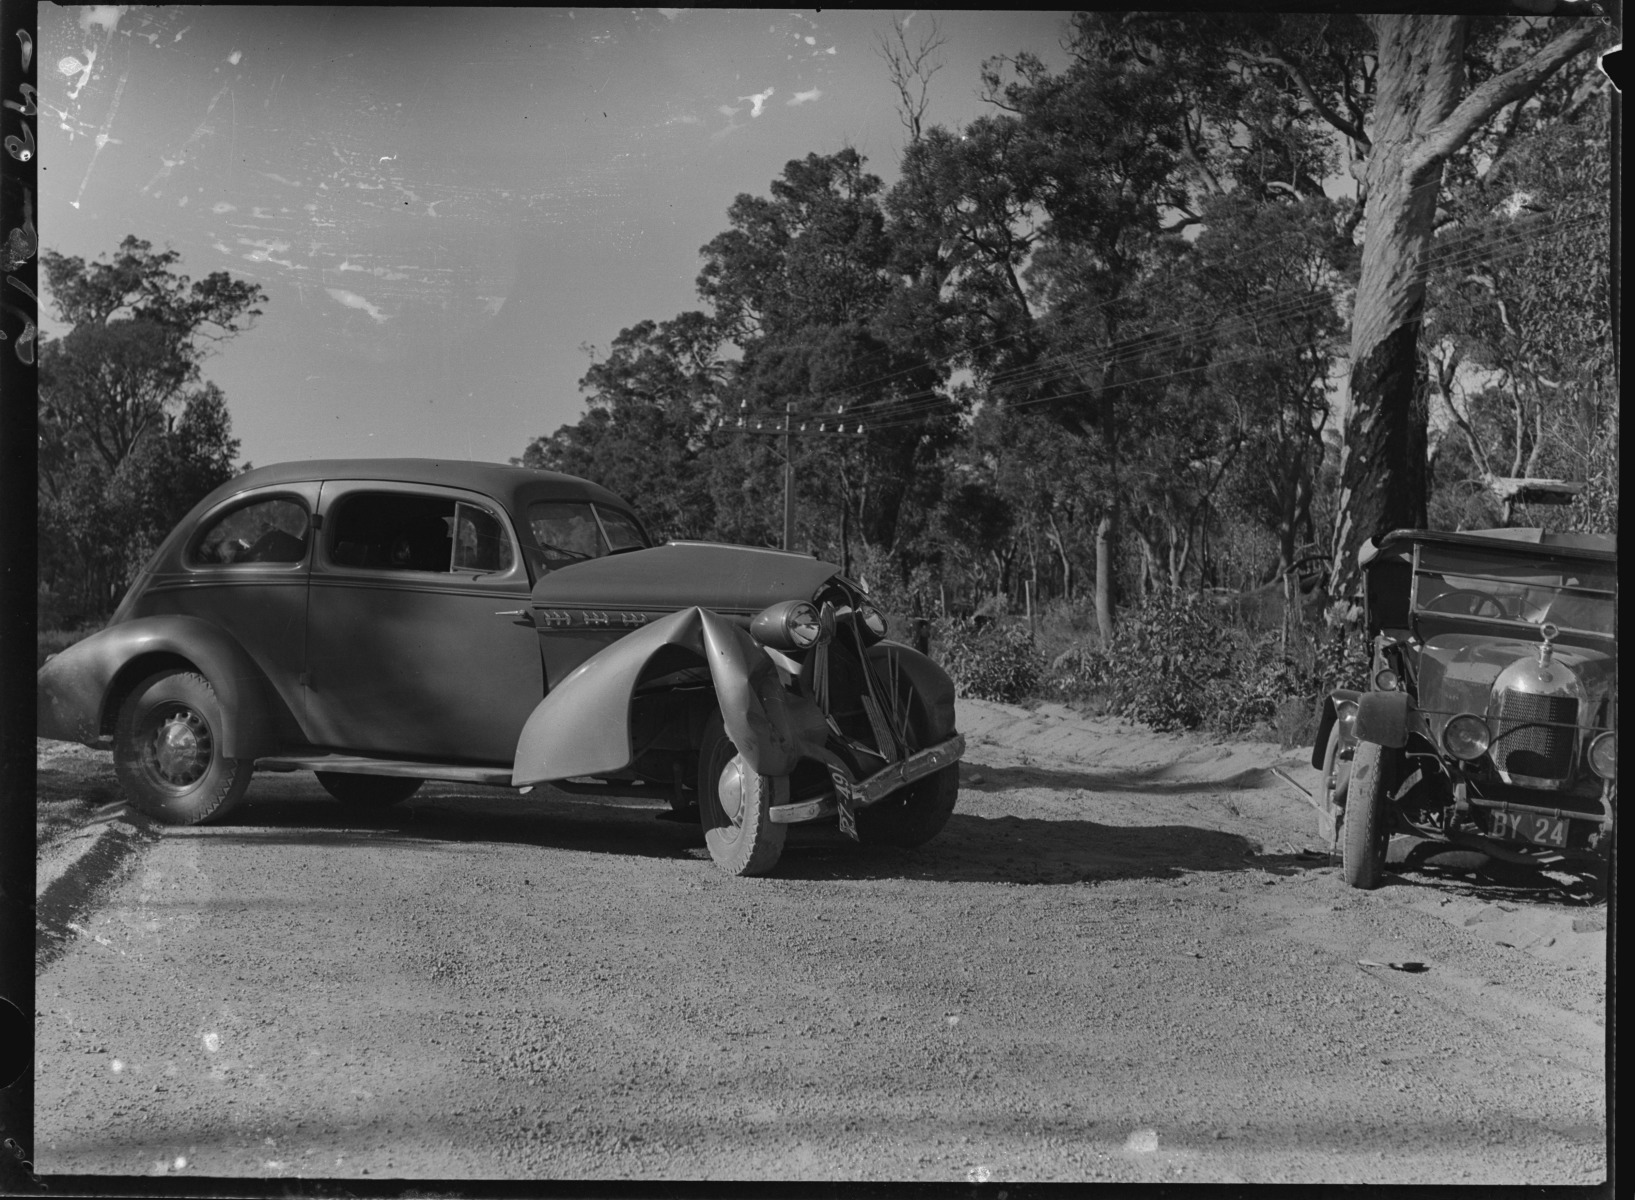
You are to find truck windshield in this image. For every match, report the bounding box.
[1412,545,1616,636]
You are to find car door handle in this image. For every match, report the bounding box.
[494,610,527,616]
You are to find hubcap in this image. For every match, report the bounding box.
[716,756,748,826]
[147,707,211,788]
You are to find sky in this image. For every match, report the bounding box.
[38,6,1074,468]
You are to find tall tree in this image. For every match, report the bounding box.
[519,312,724,541]
[38,237,261,622]
[1319,14,1604,595]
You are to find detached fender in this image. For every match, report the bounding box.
[37,616,286,758]
[1352,689,1409,749]
[867,640,957,740]
[511,606,829,787]
[1311,688,1363,769]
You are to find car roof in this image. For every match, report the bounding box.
[1375,527,1616,563]
[213,458,633,515]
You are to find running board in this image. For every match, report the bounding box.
[256,754,515,788]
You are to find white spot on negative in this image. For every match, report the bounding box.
[174,1156,187,1170]
[58,56,84,76]
[1125,1128,1159,1153]
[110,1059,124,1072]
[965,1165,992,1184]
[202,1032,220,1053]
[228,50,242,66]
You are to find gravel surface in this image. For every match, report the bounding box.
[32,699,1609,1184]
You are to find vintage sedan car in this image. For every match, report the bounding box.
[1311,527,1616,889]
[37,459,964,875]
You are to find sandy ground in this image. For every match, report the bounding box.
[31,699,1609,1184]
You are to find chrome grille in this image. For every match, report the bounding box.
[1492,691,1577,780]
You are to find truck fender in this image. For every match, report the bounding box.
[867,641,957,740]
[1310,688,1363,769]
[511,606,829,787]
[1352,689,1410,749]
[36,615,287,759]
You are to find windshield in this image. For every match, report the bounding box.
[526,500,650,569]
[1412,545,1616,636]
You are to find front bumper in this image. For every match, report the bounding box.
[769,734,965,824]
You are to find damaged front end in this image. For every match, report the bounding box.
[510,578,963,862]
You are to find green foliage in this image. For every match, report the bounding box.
[1036,589,1367,738]
[38,239,258,625]
[933,619,1043,704]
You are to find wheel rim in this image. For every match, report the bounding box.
[141,704,213,790]
[716,757,747,826]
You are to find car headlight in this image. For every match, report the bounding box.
[1374,668,1399,691]
[1335,698,1359,737]
[857,603,888,640]
[749,599,823,650]
[1589,731,1615,780]
[1442,713,1492,762]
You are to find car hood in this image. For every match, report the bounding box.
[1418,631,1615,708]
[530,541,842,613]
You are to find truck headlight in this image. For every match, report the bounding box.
[1589,731,1615,780]
[1442,714,1492,762]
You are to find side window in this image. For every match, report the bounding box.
[191,497,309,566]
[328,492,456,573]
[452,502,515,573]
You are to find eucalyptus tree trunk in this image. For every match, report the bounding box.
[1093,513,1115,650]
[1327,14,1602,601]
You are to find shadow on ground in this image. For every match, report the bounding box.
[176,778,1330,887]
[960,761,1280,796]
[1374,841,1605,907]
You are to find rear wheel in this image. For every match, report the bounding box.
[114,669,251,825]
[1342,741,1396,889]
[697,710,787,876]
[316,772,423,808]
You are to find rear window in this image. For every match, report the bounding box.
[191,497,309,565]
[526,501,649,570]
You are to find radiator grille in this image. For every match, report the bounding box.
[1492,691,1578,780]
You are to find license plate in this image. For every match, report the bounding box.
[1488,809,1570,848]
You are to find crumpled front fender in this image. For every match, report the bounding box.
[511,606,829,787]
[36,616,285,758]
[1353,689,1410,749]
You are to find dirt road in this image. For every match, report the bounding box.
[32,699,1608,1184]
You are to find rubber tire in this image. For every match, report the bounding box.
[114,669,251,826]
[697,710,787,877]
[316,772,423,807]
[1319,724,1352,844]
[857,763,960,848]
[1341,740,1395,890]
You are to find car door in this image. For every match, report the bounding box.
[303,480,541,764]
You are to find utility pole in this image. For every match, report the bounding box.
[735,400,862,554]
[782,401,794,552]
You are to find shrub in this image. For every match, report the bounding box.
[38,624,100,668]
[934,618,1043,704]
[1050,589,1370,736]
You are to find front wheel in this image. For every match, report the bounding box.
[697,711,787,876]
[1341,740,1396,890]
[316,772,423,808]
[857,763,960,848]
[114,669,251,825]
[1318,724,1353,846]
